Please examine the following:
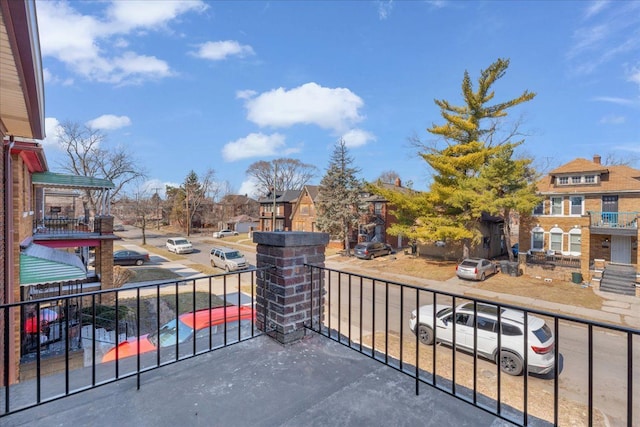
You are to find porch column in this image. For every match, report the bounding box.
[253,232,329,345]
[580,225,591,283]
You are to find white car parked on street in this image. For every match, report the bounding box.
[212,229,239,238]
[166,237,194,254]
[409,302,555,376]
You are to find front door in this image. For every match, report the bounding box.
[602,195,619,225]
[611,235,632,264]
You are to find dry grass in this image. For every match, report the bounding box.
[362,332,606,426]
[344,253,604,310]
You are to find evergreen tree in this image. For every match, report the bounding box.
[316,140,364,254]
[371,58,537,255]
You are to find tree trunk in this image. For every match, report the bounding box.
[503,209,514,262]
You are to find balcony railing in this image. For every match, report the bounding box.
[588,212,638,229]
[306,265,639,427]
[1,268,265,417]
[33,217,96,235]
[525,251,581,269]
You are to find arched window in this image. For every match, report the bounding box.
[549,227,563,252]
[531,227,544,251]
[568,228,582,255]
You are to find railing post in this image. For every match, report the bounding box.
[253,232,329,345]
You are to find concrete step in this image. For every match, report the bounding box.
[600,279,636,296]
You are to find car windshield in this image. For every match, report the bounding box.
[437,307,453,318]
[532,323,553,343]
[225,251,242,259]
[174,239,189,245]
[147,318,194,347]
[460,260,479,267]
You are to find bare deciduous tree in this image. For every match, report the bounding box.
[246,158,317,197]
[54,120,146,216]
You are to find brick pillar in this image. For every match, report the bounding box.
[253,232,329,345]
[580,224,591,282]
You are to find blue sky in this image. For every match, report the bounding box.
[36,0,640,198]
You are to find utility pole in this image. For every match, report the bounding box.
[272,162,277,231]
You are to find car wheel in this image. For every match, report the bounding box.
[480,273,486,281]
[135,259,143,266]
[499,350,524,376]
[417,324,434,345]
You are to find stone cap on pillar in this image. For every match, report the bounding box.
[253,232,329,247]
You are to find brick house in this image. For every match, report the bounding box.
[358,178,411,249]
[290,185,319,232]
[258,190,301,232]
[519,155,640,293]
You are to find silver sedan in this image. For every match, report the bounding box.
[456,258,497,281]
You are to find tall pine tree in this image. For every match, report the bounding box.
[371,58,537,256]
[316,140,364,255]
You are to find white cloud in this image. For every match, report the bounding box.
[86,115,132,130]
[139,179,170,198]
[236,89,257,100]
[192,41,255,61]
[238,178,261,199]
[341,129,376,148]
[377,1,394,20]
[592,96,635,106]
[244,82,364,133]
[222,133,286,161]
[599,114,626,125]
[36,0,206,85]
[105,0,208,32]
[42,117,63,150]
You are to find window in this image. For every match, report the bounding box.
[549,227,563,252]
[569,229,581,254]
[532,227,544,250]
[300,204,309,215]
[558,177,569,185]
[571,176,581,184]
[533,202,544,216]
[585,175,595,184]
[476,317,496,333]
[550,197,563,215]
[569,196,584,215]
[501,323,523,336]
[374,202,383,215]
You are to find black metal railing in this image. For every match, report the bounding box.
[305,264,639,427]
[1,268,265,418]
[33,217,95,235]
[525,251,581,269]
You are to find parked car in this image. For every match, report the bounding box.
[113,249,149,266]
[166,237,194,254]
[102,306,255,362]
[213,229,239,238]
[210,246,248,272]
[353,242,392,260]
[456,258,497,281]
[409,302,555,376]
[113,224,125,232]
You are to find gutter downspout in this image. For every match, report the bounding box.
[4,135,17,384]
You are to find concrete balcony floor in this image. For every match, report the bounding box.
[3,332,515,427]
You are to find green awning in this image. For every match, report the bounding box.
[20,244,87,286]
[31,172,114,189]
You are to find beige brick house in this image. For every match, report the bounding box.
[519,155,639,292]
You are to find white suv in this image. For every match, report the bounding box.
[409,302,555,376]
[166,237,194,254]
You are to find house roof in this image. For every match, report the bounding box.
[20,243,87,286]
[538,158,640,194]
[0,0,45,139]
[8,138,47,172]
[32,172,115,190]
[258,190,301,204]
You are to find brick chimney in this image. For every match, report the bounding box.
[394,177,402,187]
[593,154,601,165]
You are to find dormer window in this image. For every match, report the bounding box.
[571,176,581,184]
[585,175,595,183]
[558,177,569,185]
